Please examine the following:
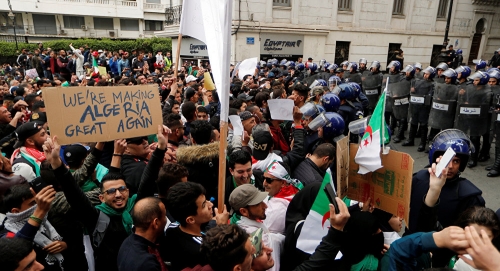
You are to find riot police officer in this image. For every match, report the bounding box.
[486,69,500,176]
[393,65,414,143]
[383,61,403,135]
[434,62,449,84]
[427,68,459,145]
[403,66,436,152]
[361,60,384,115]
[345,62,362,84]
[358,58,368,74]
[455,71,492,167]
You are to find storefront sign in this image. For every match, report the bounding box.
[180,37,208,57]
[260,33,304,56]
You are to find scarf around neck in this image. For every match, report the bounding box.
[11,147,46,176]
[95,194,137,234]
[4,204,64,268]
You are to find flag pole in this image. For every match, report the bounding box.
[382,78,390,155]
[174,33,182,79]
[218,120,228,212]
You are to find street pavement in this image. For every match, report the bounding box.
[388,139,500,212]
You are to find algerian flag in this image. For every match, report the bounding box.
[92,56,99,73]
[296,169,338,254]
[354,91,390,174]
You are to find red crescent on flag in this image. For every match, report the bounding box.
[366,126,373,142]
[321,211,330,228]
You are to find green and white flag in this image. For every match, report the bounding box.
[296,169,335,254]
[354,91,390,174]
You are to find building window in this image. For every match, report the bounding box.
[437,0,449,18]
[94,17,114,30]
[273,0,290,7]
[145,20,163,31]
[338,0,352,11]
[120,19,139,31]
[63,16,85,29]
[392,0,405,15]
[335,41,350,65]
[146,0,161,3]
[387,43,402,68]
[32,14,57,35]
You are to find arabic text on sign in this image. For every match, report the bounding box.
[460,107,481,115]
[394,97,409,106]
[410,96,425,104]
[365,89,378,95]
[432,102,449,111]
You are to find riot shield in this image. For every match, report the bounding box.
[455,84,491,136]
[302,74,322,86]
[429,100,457,129]
[408,80,434,124]
[434,77,445,84]
[320,72,331,81]
[490,85,500,140]
[390,80,411,119]
[434,83,458,101]
[345,72,362,84]
[383,74,404,113]
[361,73,383,109]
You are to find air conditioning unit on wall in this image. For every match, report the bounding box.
[109,31,115,37]
[81,25,88,31]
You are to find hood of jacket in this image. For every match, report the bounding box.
[176,141,219,165]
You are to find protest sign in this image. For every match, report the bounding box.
[336,136,349,199]
[43,86,162,145]
[267,99,294,121]
[348,144,413,223]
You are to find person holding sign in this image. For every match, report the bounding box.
[42,124,169,271]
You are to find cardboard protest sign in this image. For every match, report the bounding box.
[347,144,413,223]
[98,66,107,76]
[336,136,349,199]
[43,86,162,145]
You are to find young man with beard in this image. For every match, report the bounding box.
[162,182,227,271]
[56,50,70,81]
[42,125,168,271]
[12,122,49,181]
[225,150,265,211]
[293,143,335,186]
[164,113,184,163]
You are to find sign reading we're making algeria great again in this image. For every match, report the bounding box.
[43,86,162,144]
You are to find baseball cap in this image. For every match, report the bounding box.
[335,68,345,73]
[126,136,147,145]
[237,93,253,101]
[30,112,47,124]
[184,87,196,100]
[61,144,91,166]
[14,122,44,149]
[185,75,197,83]
[251,130,273,160]
[98,49,103,53]
[267,72,275,79]
[229,184,268,211]
[308,57,313,61]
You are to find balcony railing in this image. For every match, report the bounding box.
[55,0,137,7]
[0,24,121,38]
[471,0,500,5]
[165,5,182,26]
[144,3,167,10]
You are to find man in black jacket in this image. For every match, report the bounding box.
[293,143,335,186]
[120,136,151,195]
[117,197,168,271]
[43,125,168,271]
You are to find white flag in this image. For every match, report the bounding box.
[237,57,258,81]
[180,0,232,121]
[179,0,206,43]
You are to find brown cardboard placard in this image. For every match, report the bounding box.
[336,136,349,199]
[347,143,413,223]
[43,86,162,145]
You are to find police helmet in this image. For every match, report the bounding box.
[402,65,416,76]
[323,112,345,139]
[442,68,458,82]
[488,70,500,84]
[347,62,358,72]
[359,58,368,65]
[309,63,318,72]
[348,82,361,98]
[414,62,423,70]
[455,66,471,78]
[332,83,356,100]
[327,64,339,71]
[328,76,341,88]
[370,60,381,71]
[423,66,437,79]
[429,129,474,172]
[387,61,401,73]
[436,62,449,71]
[456,49,463,55]
[321,92,341,112]
[297,63,305,71]
[474,59,487,70]
[468,71,490,85]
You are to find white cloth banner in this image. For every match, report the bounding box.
[180,0,233,121]
[238,57,258,80]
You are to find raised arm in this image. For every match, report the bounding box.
[43,136,99,230]
[136,125,169,200]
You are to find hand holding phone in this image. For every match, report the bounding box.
[29,176,49,194]
[324,183,340,214]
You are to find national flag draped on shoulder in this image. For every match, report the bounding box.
[354,91,390,174]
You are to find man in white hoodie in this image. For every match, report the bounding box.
[69,43,84,78]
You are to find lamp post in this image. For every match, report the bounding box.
[7,11,18,51]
